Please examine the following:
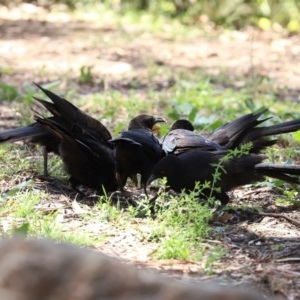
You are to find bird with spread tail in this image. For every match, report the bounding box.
[33,85,167,194]
[148,110,300,205]
[32,83,116,193]
[0,83,112,177]
[0,83,164,194]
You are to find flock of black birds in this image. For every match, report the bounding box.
[1,83,300,206]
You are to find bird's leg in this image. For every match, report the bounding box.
[142,183,148,197]
[115,172,134,198]
[115,172,125,191]
[43,146,48,177]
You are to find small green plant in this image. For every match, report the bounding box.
[0,187,99,246]
[12,222,30,236]
[0,83,20,102]
[275,187,299,207]
[0,145,42,180]
[32,212,98,246]
[0,189,44,236]
[149,144,254,261]
[157,233,191,259]
[149,180,212,260]
[209,142,252,202]
[79,65,94,84]
[12,190,43,218]
[204,245,226,275]
[96,192,123,222]
[293,130,300,145]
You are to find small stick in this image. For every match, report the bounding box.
[259,212,300,227]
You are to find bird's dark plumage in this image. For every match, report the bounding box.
[207,109,269,148]
[34,116,117,193]
[0,83,113,177]
[147,149,300,205]
[169,119,195,131]
[161,110,300,155]
[33,83,112,142]
[110,115,165,191]
[31,83,118,193]
[207,109,300,153]
[148,110,300,204]
[160,119,223,155]
[161,128,223,154]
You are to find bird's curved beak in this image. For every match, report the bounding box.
[152,117,166,136]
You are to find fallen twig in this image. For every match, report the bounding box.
[259,212,300,227]
[276,257,300,263]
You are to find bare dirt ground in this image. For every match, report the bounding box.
[1,4,300,299]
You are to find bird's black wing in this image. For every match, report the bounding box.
[35,116,117,193]
[208,109,269,148]
[161,129,223,154]
[117,129,164,158]
[34,83,112,142]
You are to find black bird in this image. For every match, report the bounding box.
[110,115,166,192]
[34,116,117,194]
[35,114,167,194]
[148,111,300,204]
[30,83,118,193]
[161,110,300,155]
[0,83,112,176]
[147,149,300,205]
[34,103,166,193]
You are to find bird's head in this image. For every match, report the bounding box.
[128,114,166,135]
[170,119,194,131]
[146,155,182,189]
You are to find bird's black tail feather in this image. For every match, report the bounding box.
[242,119,300,153]
[246,119,300,140]
[208,109,269,147]
[255,163,300,184]
[33,82,112,141]
[209,109,300,153]
[0,123,44,143]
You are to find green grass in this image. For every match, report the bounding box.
[0,145,35,179]
[0,188,104,246]
[152,189,213,260]
[1,66,300,262]
[1,4,300,274]
[96,195,124,223]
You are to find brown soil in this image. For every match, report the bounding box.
[0,4,300,299]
